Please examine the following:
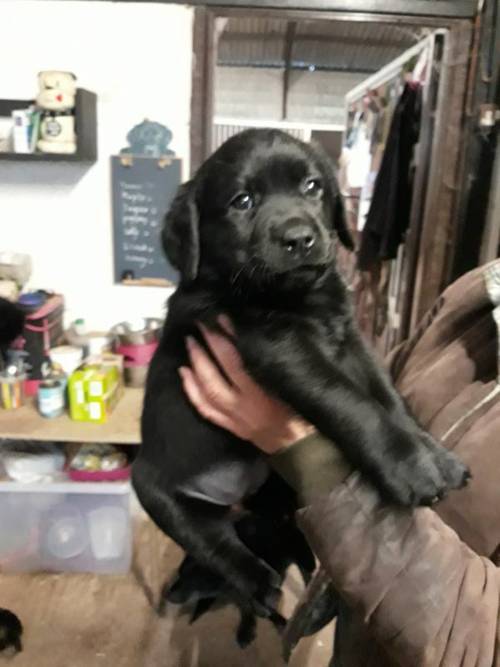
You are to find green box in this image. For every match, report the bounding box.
[68,361,122,424]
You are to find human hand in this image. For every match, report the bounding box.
[179,316,315,454]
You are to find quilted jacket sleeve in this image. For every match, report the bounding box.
[272,435,500,667]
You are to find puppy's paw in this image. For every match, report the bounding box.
[236,616,257,648]
[377,431,470,507]
[420,432,471,491]
[246,560,282,619]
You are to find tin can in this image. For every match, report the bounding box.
[38,380,65,418]
[0,374,26,410]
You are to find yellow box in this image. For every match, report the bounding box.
[68,357,123,423]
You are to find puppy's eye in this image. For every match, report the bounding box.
[230,192,254,211]
[303,178,323,197]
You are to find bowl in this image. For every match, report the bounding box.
[111,318,163,346]
[1,442,65,482]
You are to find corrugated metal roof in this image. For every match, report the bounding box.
[217,17,426,73]
[217,18,289,67]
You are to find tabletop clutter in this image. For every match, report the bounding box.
[0,252,162,421]
[0,252,156,573]
[0,71,79,156]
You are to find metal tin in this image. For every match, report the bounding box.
[0,374,26,410]
[111,318,163,346]
[38,380,65,418]
[110,319,162,388]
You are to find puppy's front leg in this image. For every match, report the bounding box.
[341,333,419,425]
[236,331,469,506]
[340,334,467,492]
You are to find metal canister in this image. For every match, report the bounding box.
[38,379,65,418]
[111,318,162,387]
[0,374,26,410]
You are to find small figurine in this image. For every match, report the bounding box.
[36,71,77,154]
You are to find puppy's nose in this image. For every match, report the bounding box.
[280,223,317,257]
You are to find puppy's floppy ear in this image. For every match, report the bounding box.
[312,143,355,251]
[162,180,200,282]
[332,189,355,251]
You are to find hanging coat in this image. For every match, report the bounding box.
[358,82,422,271]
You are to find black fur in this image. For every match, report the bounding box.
[134,129,469,640]
[0,609,23,654]
[0,300,24,656]
[0,297,23,348]
[160,485,315,648]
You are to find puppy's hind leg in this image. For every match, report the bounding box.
[235,604,286,649]
[236,605,257,648]
[133,461,282,619]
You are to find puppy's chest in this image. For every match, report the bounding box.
[299,313,350,359]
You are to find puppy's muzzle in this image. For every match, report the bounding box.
[271,218,325,265]
[280,221,317,258]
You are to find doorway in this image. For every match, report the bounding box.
[191,8,472,351]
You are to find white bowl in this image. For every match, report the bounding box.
[1,442,65,483]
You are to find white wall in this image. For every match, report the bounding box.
[0,1,193,329]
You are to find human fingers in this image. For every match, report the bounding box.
[217,314,235,336]
[179,366,241,434]
[185,336,238,409]
[197,325,250,391]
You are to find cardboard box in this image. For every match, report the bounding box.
[68,355,123,423]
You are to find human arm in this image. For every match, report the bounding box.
[180,324,500,666]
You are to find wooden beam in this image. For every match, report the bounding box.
[282,21,297,120]
[221,32,418,51]
[190,7,216,174]
[217,63,376,74]
[449,0,500,277]
[206,7,468,30]
[409,21,473,330]
[96,0,477,20]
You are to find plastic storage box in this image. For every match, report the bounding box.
[0,480,131,574]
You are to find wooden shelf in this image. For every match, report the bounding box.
[0,387,142,445]
[0,89,97,163]
[0,152,92,163]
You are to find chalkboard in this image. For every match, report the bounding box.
[111,155,181,285]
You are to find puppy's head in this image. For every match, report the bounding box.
[163,129,353,292]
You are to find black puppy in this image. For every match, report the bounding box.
[0,298,24,655]
[134,129,469,628]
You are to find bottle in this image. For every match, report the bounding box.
[73,319,86,336]
[66,319,90,357]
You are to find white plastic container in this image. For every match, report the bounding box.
[0,479,131,574]
[1,441,65,482]
[11,109,31,154]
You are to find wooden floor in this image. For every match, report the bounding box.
[0,517,333,667]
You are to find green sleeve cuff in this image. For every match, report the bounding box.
[269,433,352,506]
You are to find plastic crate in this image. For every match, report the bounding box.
[0,479,131,574]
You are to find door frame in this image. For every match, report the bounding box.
[190,6,471,171]
[168,0,477,19]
